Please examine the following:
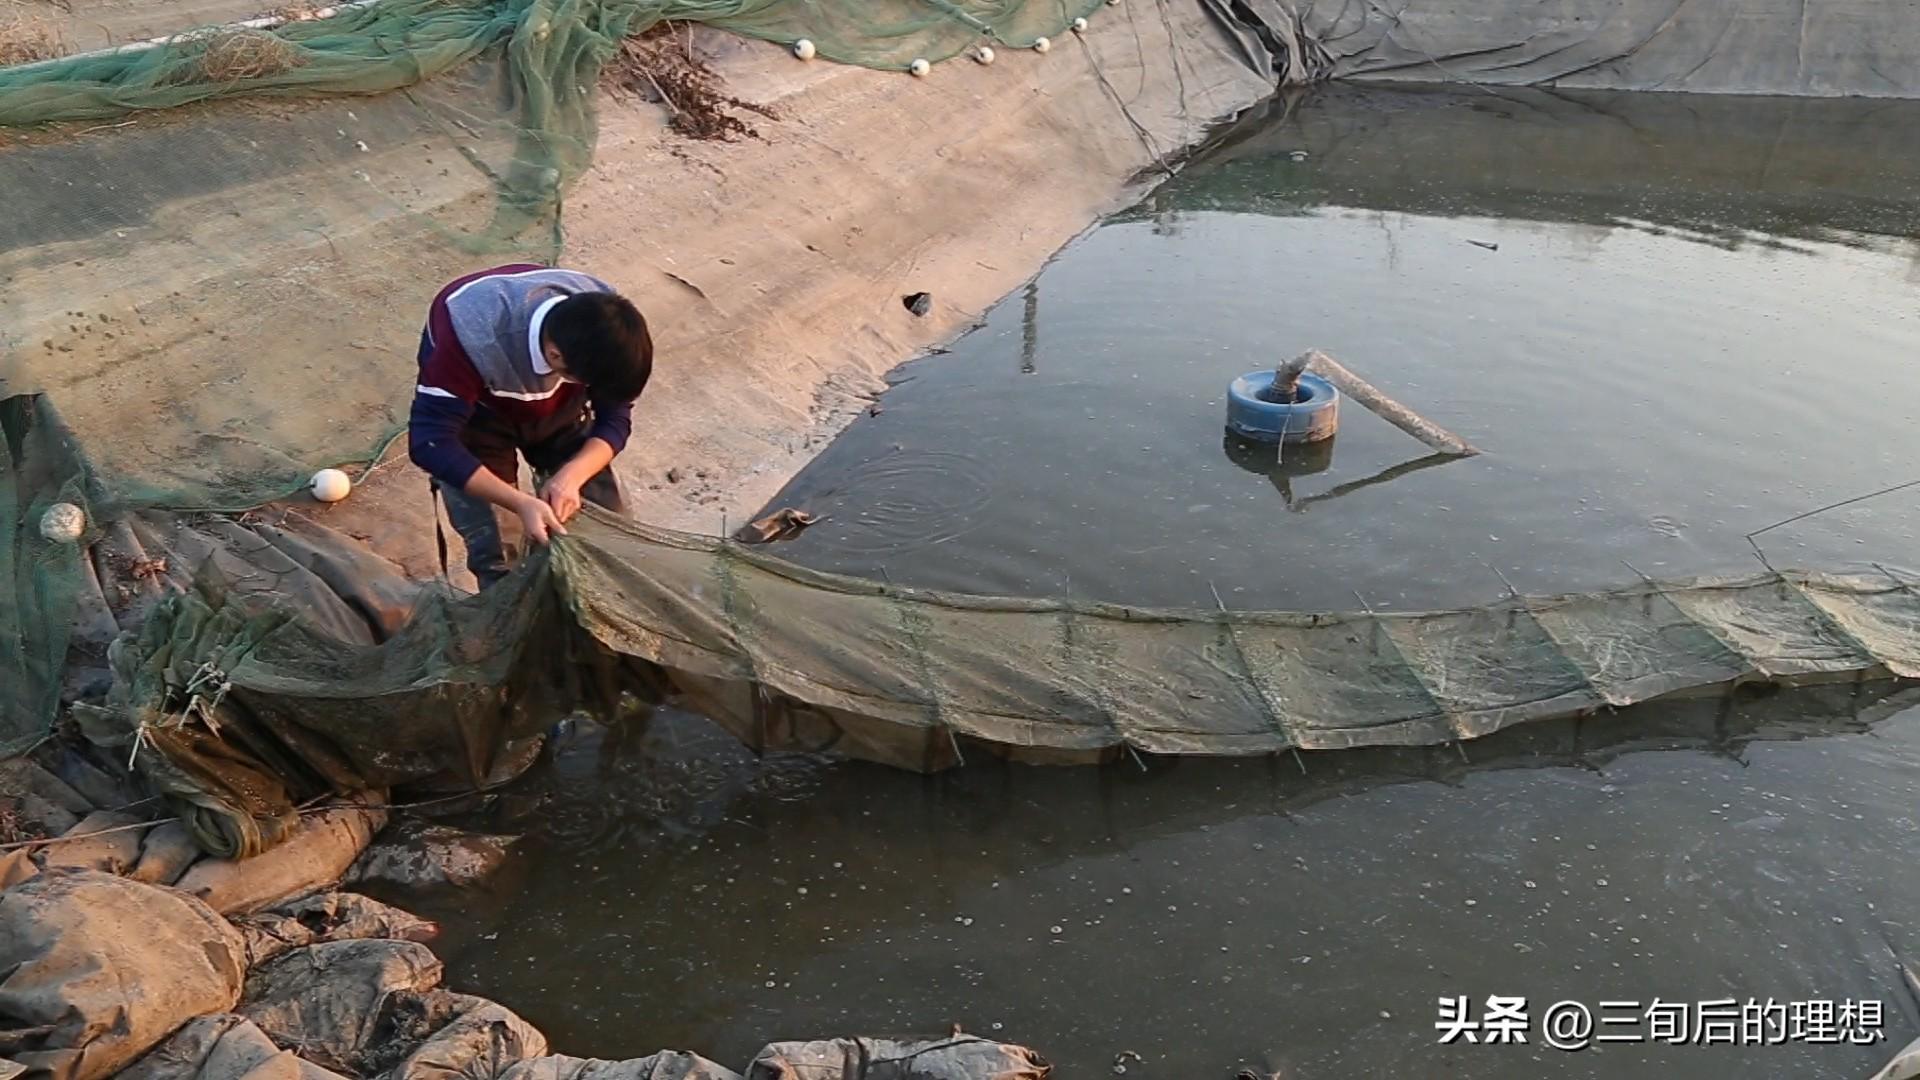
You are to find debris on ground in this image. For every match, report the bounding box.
[174,28,308,83]
[733,508,817,544]
[0,1,65,65]
[350,820,527,894]
[602,24,776,141]
[0,800,49,847]
[234,891,438,967]
[745,1036,1052,1079]
[902,292,932,316]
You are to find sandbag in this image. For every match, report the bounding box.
[499,1052,741,1080]
[35,811,144,874]
[0,870,246,1080]
[0,849,38,890]
[234,892,438,968]
[0,759,90,837]
[382,994,547,1080]
[129,821,203,886]
[0,759,94,817]
[174,793,387,915]
[118,1014,349,1080]
[745,1037,1050,1080]
[237,939,442,1075]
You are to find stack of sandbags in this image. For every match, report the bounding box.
[0,871,247,1080]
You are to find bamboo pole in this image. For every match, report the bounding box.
[1299,348,1480,457]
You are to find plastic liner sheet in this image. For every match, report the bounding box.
[1238,0,1920,97]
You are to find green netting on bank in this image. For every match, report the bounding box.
[0,0,1100,210]
[1,397,96,757]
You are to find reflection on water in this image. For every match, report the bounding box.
[451,685,1920,1079]
[762,84,1920,612]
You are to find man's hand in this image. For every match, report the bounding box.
[516,495,568,545]
[541,436,615,523]
[540,470,585,524]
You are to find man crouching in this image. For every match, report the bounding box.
[408,264,652,588]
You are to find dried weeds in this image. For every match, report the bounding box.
[175,27,307,83]
[0,1,67,66]
[602,22,775,142]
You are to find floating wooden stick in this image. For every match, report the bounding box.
[1301,348,1480,457]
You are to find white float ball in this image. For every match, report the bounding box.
[310,468,352,503]
[39,502,85,543]
[1072,16,1088,32]
[909,57,931,77]
[792,38,816,60]
[974,45,995,64]
[1032,36,1051,52]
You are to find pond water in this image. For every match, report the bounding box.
[446,84,1920,1078]
[758,85,1920,612]
[453,686,1920,1079]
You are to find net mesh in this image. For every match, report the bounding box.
[0,396,96,756]
[63,503,1920,852]
[0,0,1101,219]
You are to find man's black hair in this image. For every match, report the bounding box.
[544,292,653,401]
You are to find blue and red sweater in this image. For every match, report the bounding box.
[408,264,637,488]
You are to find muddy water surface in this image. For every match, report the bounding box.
[449,86,1920,1078]
[455,690,1920,1078]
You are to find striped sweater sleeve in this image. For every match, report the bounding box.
[407,314,486,489]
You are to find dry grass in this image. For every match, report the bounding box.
[602,22,775,142]
[269,0,329,21]
[0,1,68,66]
[174,27,307,83]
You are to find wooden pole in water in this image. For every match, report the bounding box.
[1303,348,1480,457]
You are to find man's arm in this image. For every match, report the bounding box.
[540,396,633,522]
[410,332,568,544]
